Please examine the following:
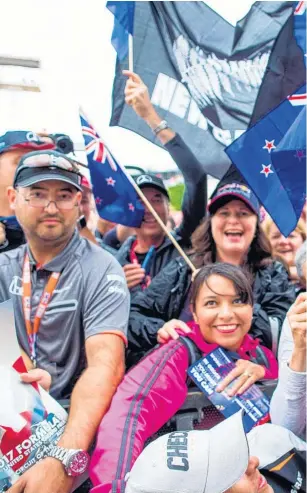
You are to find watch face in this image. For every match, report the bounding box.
[67,451,89,477]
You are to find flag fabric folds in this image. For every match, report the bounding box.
[226,85,306,237]
[107,1,135,61]
[80,113,144,227]
[109,1,295,178]
[294,1,306,62]
[250,2,306,126]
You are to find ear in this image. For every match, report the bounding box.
[76,191,83,204]
[191,305,198,324]
[7,187,17,212]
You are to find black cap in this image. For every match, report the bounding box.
[134,173,169,199]
[208,182,260,215]
[13,150,82,191]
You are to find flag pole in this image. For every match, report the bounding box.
[128,34,134,72]
[79,107,197,274]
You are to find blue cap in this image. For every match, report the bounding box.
[207,182,260,215]
[0,131,55,154]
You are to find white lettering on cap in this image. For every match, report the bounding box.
[26,131,39,142]
[136,175,153,185]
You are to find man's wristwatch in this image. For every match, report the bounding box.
[48,446,90,477]
[152,120,169,135]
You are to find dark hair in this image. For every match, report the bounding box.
[190,215,272,274]
[190,263,254,311]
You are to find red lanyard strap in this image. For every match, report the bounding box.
[22,253,60,366]
[129,240,139,265]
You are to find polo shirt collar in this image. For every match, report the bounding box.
[27,230,81,272]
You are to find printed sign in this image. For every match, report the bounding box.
[0,300,71,491]
[188,347,270,432]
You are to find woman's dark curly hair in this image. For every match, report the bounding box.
[189,215,272,274]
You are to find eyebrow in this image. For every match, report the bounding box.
[29,185,74,192]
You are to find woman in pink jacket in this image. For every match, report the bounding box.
[90,263,278,493]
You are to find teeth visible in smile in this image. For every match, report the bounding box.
[225,232,242,236]
[215,325,238,332]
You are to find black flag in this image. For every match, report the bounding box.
[110,1,294,178]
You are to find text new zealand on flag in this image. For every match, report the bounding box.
[80,114,144,227]
[109,1,295,179]
[226,85,306,237]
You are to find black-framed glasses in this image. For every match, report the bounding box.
[17,190,80,210]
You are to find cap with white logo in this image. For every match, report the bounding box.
[125,411,249,493]
[134,173,169,199]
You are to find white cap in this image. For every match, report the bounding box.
[125,411,249,493]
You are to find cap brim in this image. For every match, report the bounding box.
[208,193,258,215]
[16,173,83,191]
[139,182,169,199]
[205,411,249,492]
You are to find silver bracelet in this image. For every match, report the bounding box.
[152,120,169,135]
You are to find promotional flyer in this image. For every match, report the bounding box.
[0,300,68,492]
[188,347,271,432]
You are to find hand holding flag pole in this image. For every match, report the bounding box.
[123,172,197,274]
[80,109,197,274]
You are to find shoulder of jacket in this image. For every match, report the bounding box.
[116,235,136,260]
[0,244,25,267]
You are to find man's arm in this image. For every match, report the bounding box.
[9,334,125,493]
[58,333,125,450]
[123,70,207,242]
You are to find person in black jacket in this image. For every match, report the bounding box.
[127,181,295,367]
[115,71,207,295]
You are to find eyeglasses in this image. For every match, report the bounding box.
[18,190,80,210]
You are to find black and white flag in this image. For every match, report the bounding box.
[110,1,295,178]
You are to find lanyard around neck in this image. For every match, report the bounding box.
[22,253,60,367]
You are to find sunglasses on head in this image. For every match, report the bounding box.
[19,152,81,175]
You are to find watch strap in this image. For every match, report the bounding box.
[152,120,169,135]
[49,445,69,464]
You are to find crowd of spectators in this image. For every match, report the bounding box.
[0,71,305,493]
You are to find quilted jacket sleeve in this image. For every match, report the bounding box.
[90,339,189,493]
[127,259,187,353]
[251,261,296,352]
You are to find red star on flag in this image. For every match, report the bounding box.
[260,164,274,178]
[106,177,116,187]
[128,203,135,212]
[95,197,102,205]
[294,149,306,162]
[262,140,276,153]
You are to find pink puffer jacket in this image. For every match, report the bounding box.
[90,322,278,493]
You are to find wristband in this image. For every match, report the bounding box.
[153,120,169,135]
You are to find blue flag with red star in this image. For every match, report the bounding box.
[226,85,306,237]
[80,113,144,227]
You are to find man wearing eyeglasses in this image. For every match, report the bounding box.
[0,130,56,253]
[0,150,129,493]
